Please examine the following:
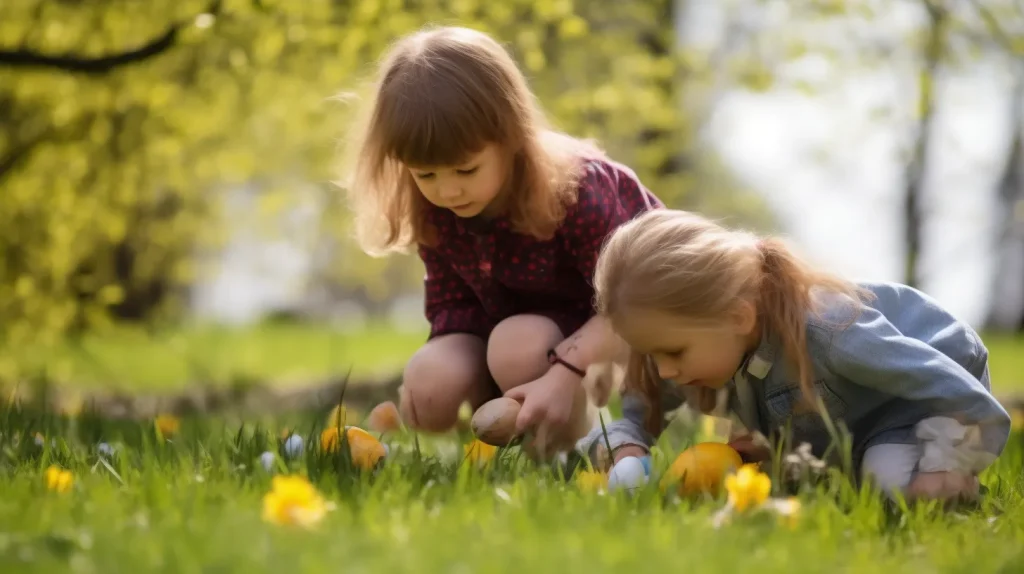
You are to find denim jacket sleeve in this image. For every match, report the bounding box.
[574,378,686,461]
[815,302,1011,464]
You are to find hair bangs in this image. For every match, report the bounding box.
[375,70,505,168]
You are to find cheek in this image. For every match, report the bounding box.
[687,349,740,378]
[474,169,505,199]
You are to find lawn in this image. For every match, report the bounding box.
[0,321,428,393]
[1,404,1022,573]
[2,323,1023,398]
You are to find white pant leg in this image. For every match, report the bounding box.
[861,443,922,495]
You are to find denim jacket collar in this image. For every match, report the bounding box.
[740,329,777,381]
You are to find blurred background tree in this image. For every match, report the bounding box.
[0,0,762,364]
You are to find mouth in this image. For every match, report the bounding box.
[449,203,473,211]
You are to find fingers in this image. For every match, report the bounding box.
[515,403,540,434]
[503,385,528,402]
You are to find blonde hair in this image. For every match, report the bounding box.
[593,210,872,436]
[338,25,605,255]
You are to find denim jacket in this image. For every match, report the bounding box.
[576,281,1011,472]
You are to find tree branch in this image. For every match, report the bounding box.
[0,0,222,75]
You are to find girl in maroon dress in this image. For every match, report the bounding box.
[341,25,662,456]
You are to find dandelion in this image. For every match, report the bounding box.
[575,470,608,493]
[154,414,180,438]
[44,465,73,493]
[261,475,333,528]
[320,426,386,470]
[367,401,402,433]
[724,463,772,512]
[464,440,498,466]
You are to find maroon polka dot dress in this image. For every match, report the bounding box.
[417,158,664,341]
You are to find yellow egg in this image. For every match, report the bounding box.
[659,442,743,497]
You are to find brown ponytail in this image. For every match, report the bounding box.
[622,350,665,437]
[756,238,871,410]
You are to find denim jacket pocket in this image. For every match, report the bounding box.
[765,381,848,437]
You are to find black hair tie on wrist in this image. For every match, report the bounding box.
[547,349,586,378]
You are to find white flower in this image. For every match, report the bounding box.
[97,442,116,457]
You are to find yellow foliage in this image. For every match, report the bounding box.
[0,0,762,358]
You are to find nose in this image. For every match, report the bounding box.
[654,356,680,381]
[437,180,462,200]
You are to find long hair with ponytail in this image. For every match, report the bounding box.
[593,210,872,435]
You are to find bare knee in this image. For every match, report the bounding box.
[487,315,564,392]
[401,334,491,433]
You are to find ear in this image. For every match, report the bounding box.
[729,299,758,336]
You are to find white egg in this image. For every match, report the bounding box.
[283,434,304,458]
[607,456,650,493]
[259,451,276,471]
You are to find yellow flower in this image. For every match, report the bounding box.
[464,440,498,466]
[724,463,771,512]
[154,414,180,438]
[44,465,73,493]
[261,474,332,528]
[575,470,608,493]
[320,426,386,470]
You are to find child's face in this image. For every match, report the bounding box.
[613,304,759,390]
[407,144,509,218]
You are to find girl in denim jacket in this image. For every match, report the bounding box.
[577,209,1011,502]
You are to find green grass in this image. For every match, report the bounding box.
[1,405,1022,573]
[984,333,1024,395]
[2,324,1023,397]
[0,321,428,392]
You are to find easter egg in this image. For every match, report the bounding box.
[471,397,521,446]
[259,451,276,471]
[660,442,743,497]
[367,400,402,433]
[608,456,650,493]
[283,434,305,458]
[322,426,387,470]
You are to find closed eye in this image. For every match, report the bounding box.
[456,166,478,175]
[413,172,435,179]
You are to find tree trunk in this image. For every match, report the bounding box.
[903,1,947,289]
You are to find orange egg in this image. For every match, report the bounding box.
[659,442,743,497]
[367,401,402,433]
[320,426,387,470]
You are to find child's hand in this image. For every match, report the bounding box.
[906,471,980,502]
[504,366,580,456]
